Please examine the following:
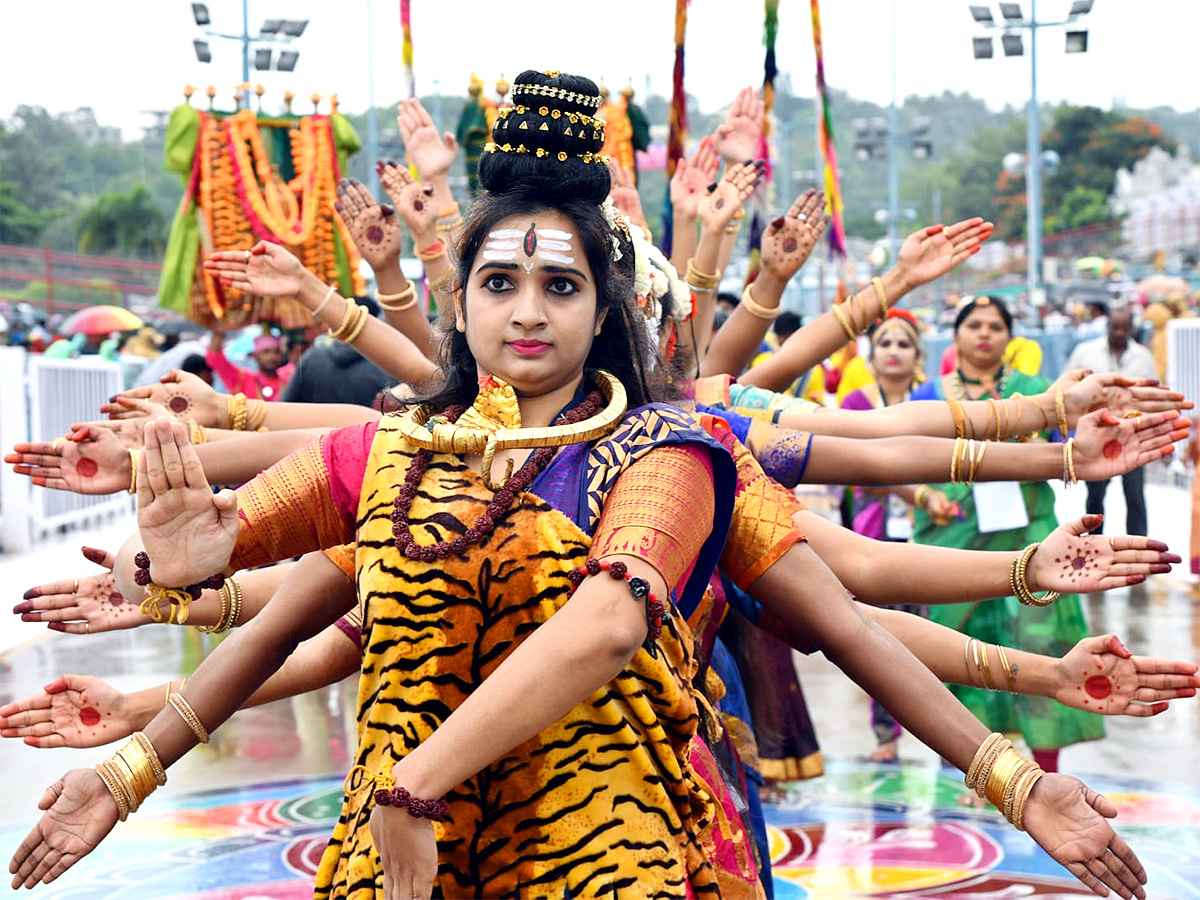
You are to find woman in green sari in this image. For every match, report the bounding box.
[910,295,1104,775]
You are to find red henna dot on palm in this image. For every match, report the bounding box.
[109,593,125,606]
[1085,676,1113,699]
[169,396,190,414]
[1072,556,1086,570]
[413,200,424,212]
[366,226,384,244]
[76,458,99,478]
[784,238,798,253]
[1102,440,1122,460]
[80,707,101,727]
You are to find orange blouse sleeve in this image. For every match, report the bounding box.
[590,444,715,594]
[720,434,807,590]
[230,440,355,571]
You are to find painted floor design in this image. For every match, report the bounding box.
[4,762,1198,899]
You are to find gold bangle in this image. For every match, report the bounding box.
[187,421,207,445]
[436,203,460,219]
[995,644,1017,689]
[967,439,988,484]
[831,302,857,342]
[739,282,780,320]
[724,221,742,235]
[311,284,337,321]
[227,578,243,628]
[226,393,248,431]
[947,398,966,440]
[341,304,370,344]
[985,746,1027,810]
[329,298,359,339]
[684,258,721,292]
[965,732,1008,793]
[94,760,130,821]
[913,485,931,509]
[1054,386,1069,440]
[1013,543,1060,607]
[244,399,267,432]
[430,269,457,295]
[435,216,463,232]
[377,284,418,312]
[128,449,140,495]
[168,693,210,744]
[978,641,996,690]
[164,679,174,707]
[1062,438,1077,486]
[194,581,230,634]
[871,276,889,315]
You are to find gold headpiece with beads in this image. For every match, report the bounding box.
[483,142,608,165]
[511,82,603,110]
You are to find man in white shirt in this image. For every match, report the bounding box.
[1065,306,1158,535]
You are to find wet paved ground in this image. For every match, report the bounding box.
[0,480,1196,897]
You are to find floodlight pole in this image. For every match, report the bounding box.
[1025,0,1042,306]
[888,0,901,264]
[240,0,251,108]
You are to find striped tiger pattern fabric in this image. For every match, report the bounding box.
[313,412,726,899]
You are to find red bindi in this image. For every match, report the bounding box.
[1102,440,1122,460]
[80,707,101,726]
[76,458,99,478]
[1085,676,1112,700]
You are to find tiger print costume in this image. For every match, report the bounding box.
[303,407,747,899]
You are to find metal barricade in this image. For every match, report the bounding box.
[0,348,132,552]
[1167,319,1200,416]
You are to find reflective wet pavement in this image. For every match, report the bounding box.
[0,481,1196,898]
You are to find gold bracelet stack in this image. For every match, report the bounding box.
[435,203,463,233]
[950,438,989,484]
[226,393,248,431]
[947,398,967,440]
[429,269,457,296]
[964,733,1045,831]
[1054,386,1069,440]
[187,421,208,445]
[1061,438,1077,486]
[739,282,780,320]
[127,449,140,495]
[245,399,267,432]
[195,577,242,634]
[168,693,211,744]
[964,637,1013,690]
[995,644,1018,688]
[330,299,370,344]
[1009,543,1060,607]
[94,732,167,821]
[913,485,932,509]
[163,677,186,707]
[377,284,418,312]
[831,302,857,342]
[871,276,889,315]
[684,258,721,293]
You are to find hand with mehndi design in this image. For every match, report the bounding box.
[697,160,762,233]
[760,189,828,283]
[0,674,141,749]
[1029,514,1180,592]
[669,135,719,220]
[6,427,129,495]
[13,547,146,634]
[1072,408,1190,480]
[203,241,307,300]
[396,97,459,181]
[1057,369,1194,423]
[1050,633,1200,718]
[97,394,175,422]
[108,370,226,429]
[1022,774,1147,899]
[893,218,995,291]
[713,86,764,164]
[335,177,403,272]
[378,162,439,241]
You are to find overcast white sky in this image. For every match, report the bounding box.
[2,0,1197,140]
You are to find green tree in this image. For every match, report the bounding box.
[1046,185,1113,234]
[0,182,58,244]
[75,184,166,257]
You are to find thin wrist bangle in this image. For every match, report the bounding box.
[872,276,889,315]
[740,282,780,320]
[377,284,418,312]
[311,284,337,321]
[128,449,140,494]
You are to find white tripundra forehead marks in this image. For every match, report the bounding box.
[483,222,576,272]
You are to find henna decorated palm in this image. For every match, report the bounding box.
[378,163,439,239]
[204,241,307,301]
[1051,633,1199,718]
[397,97,459,181]
[713,86,764,164]
[1059,370,1193,422]
[13,547,146,634]
[136,419,238,587]
[8,768,119,889]
[1073,408,1191,481]
[6,427,129,495]
[0,674,140,749]
[760,189,828,283]
[1031,514,1180,593]
[1023,775,1147,899]
[697,161,761,233]
[97,394,174,423]
[110,370,226,429]
[894,218,995,291]
[335,177,403,272]
[668,135,719,219]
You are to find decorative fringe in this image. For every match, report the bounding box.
[810,0,846,258]
[662,0,690,255]
[400,0,416,100]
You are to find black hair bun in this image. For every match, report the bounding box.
[478,70,611,204]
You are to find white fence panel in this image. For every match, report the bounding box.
[0,349,132,552]
[1167,319,1200,418]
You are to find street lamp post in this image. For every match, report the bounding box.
[190,2,310,105]
[970,0,1093,306]
[854,116,932,264]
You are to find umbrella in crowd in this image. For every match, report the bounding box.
[1074,256,1122,276]
[1135,274,1192,299]
[57,305,144,335]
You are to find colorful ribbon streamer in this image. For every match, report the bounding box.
[400,0,415,99]
[810,0,846,257]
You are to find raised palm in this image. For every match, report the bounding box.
[136,418,238,587]
[1052,634,1199,717]
[697,161,760,232]
[397,97,459,180]
[111,370,225,429]
[1033,514,1178,594]
[1061,370,1191,422]
[15,546,146,634]
[894,218,994,290]
[0,674,136,748]
[1073,408,1187,481]
[9,768,119,889]
[760,189,827,282]
[713,86,764,164]
[379,163,439,238]
[336,177,403,271]
[203,241,307,300]
[1023,774,1146,898]
[669,135,719,218]
[6,427,129,495]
